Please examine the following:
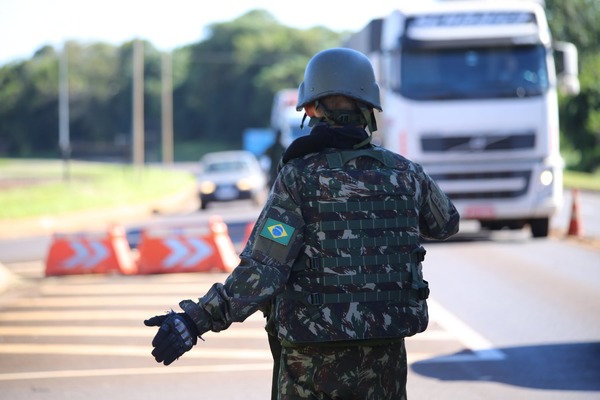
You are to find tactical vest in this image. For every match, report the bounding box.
[275,147,430,345]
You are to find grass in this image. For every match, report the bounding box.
[0,159,196,220]
[563,170,600,192]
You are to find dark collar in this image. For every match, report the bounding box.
[281,124,370,164]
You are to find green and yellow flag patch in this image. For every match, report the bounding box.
[260,218,295,246]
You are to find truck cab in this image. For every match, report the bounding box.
[345,0,579,237]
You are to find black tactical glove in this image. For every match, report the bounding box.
[144,311,200,365]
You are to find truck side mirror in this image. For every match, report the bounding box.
[554,41,580,96]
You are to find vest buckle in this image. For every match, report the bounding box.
[418,286,430,300]
[308,293,322,305]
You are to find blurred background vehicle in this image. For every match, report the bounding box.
[270,88,311,148]
[197,150,268,210]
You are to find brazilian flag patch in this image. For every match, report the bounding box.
[260,218,294,246]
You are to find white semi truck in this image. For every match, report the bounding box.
[344,0,579,237]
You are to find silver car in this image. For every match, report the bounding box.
[197,150,268,210]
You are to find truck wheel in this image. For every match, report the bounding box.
[530,218,549,238]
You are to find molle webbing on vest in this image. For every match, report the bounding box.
[320,217,417,231]
[323,271,409,286]
[315,199,415,213]
[322,181,401,194]
[309,252,417,270]
[274,148,430,343]
[320,235,417,250]
[307,288,420,306]
[301,195,421,272]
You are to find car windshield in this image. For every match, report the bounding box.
[398,44,549,100]
[205,161,249,173]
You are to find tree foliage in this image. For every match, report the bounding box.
[174,10,339,146]
[0,10,340,160]
[0,6,598,170]
[546,0,600,172]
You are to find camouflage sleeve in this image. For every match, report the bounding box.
[180,165,305,334]
[418,167,460,240]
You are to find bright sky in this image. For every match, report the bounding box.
[0,0,402,66]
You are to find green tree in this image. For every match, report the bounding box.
[546,0,600,55]
[0,40,165,160]
[546,0,600,172]
[175,10,341,146]
[0,46,59,156]
[559,53,600,171]
[0,9,342,159]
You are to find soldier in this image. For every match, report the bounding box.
[264,129,286,188]
[144,47,460,399]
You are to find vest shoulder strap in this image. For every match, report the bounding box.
[326,148,395,168]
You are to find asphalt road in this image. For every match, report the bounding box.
[0,198,599,399]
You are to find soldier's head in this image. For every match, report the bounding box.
[296,48,382,133]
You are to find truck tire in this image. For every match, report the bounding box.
[530,218,549,238]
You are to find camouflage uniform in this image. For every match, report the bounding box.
[279,340,407,399]
[180,129,459,399]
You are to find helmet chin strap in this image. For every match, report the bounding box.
[299,110,329,130]
[300,100,378,135]
[359,105,378,134]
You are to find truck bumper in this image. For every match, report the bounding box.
[424,157,564,222]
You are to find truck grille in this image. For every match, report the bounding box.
[421,132,535,153]
[429,170,531,200]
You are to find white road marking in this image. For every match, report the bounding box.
[8,295,208,307]
[0,356,434,382]
[0,343,272,360]
[0,309,266,322]
[0,325,268,338]
[425,298,506,362]
[40,282,218,295]
[0,274,503,387]
[0,325,454,340]
[0,363,274,381]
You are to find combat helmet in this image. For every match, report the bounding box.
[297,48,382,111]
[296,48,382,133]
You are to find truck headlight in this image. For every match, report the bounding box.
[540,170,554,186]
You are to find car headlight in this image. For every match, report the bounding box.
[236,178,256,191]
[199,181,216,194]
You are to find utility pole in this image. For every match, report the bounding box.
[59,43,71,181]
[161,52,174,165]
[132,39,145,169]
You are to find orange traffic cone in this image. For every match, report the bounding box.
[567,188,584,237]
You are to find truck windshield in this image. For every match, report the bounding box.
[399,45,549,100]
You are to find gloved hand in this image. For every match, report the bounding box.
[144,311,200,365]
